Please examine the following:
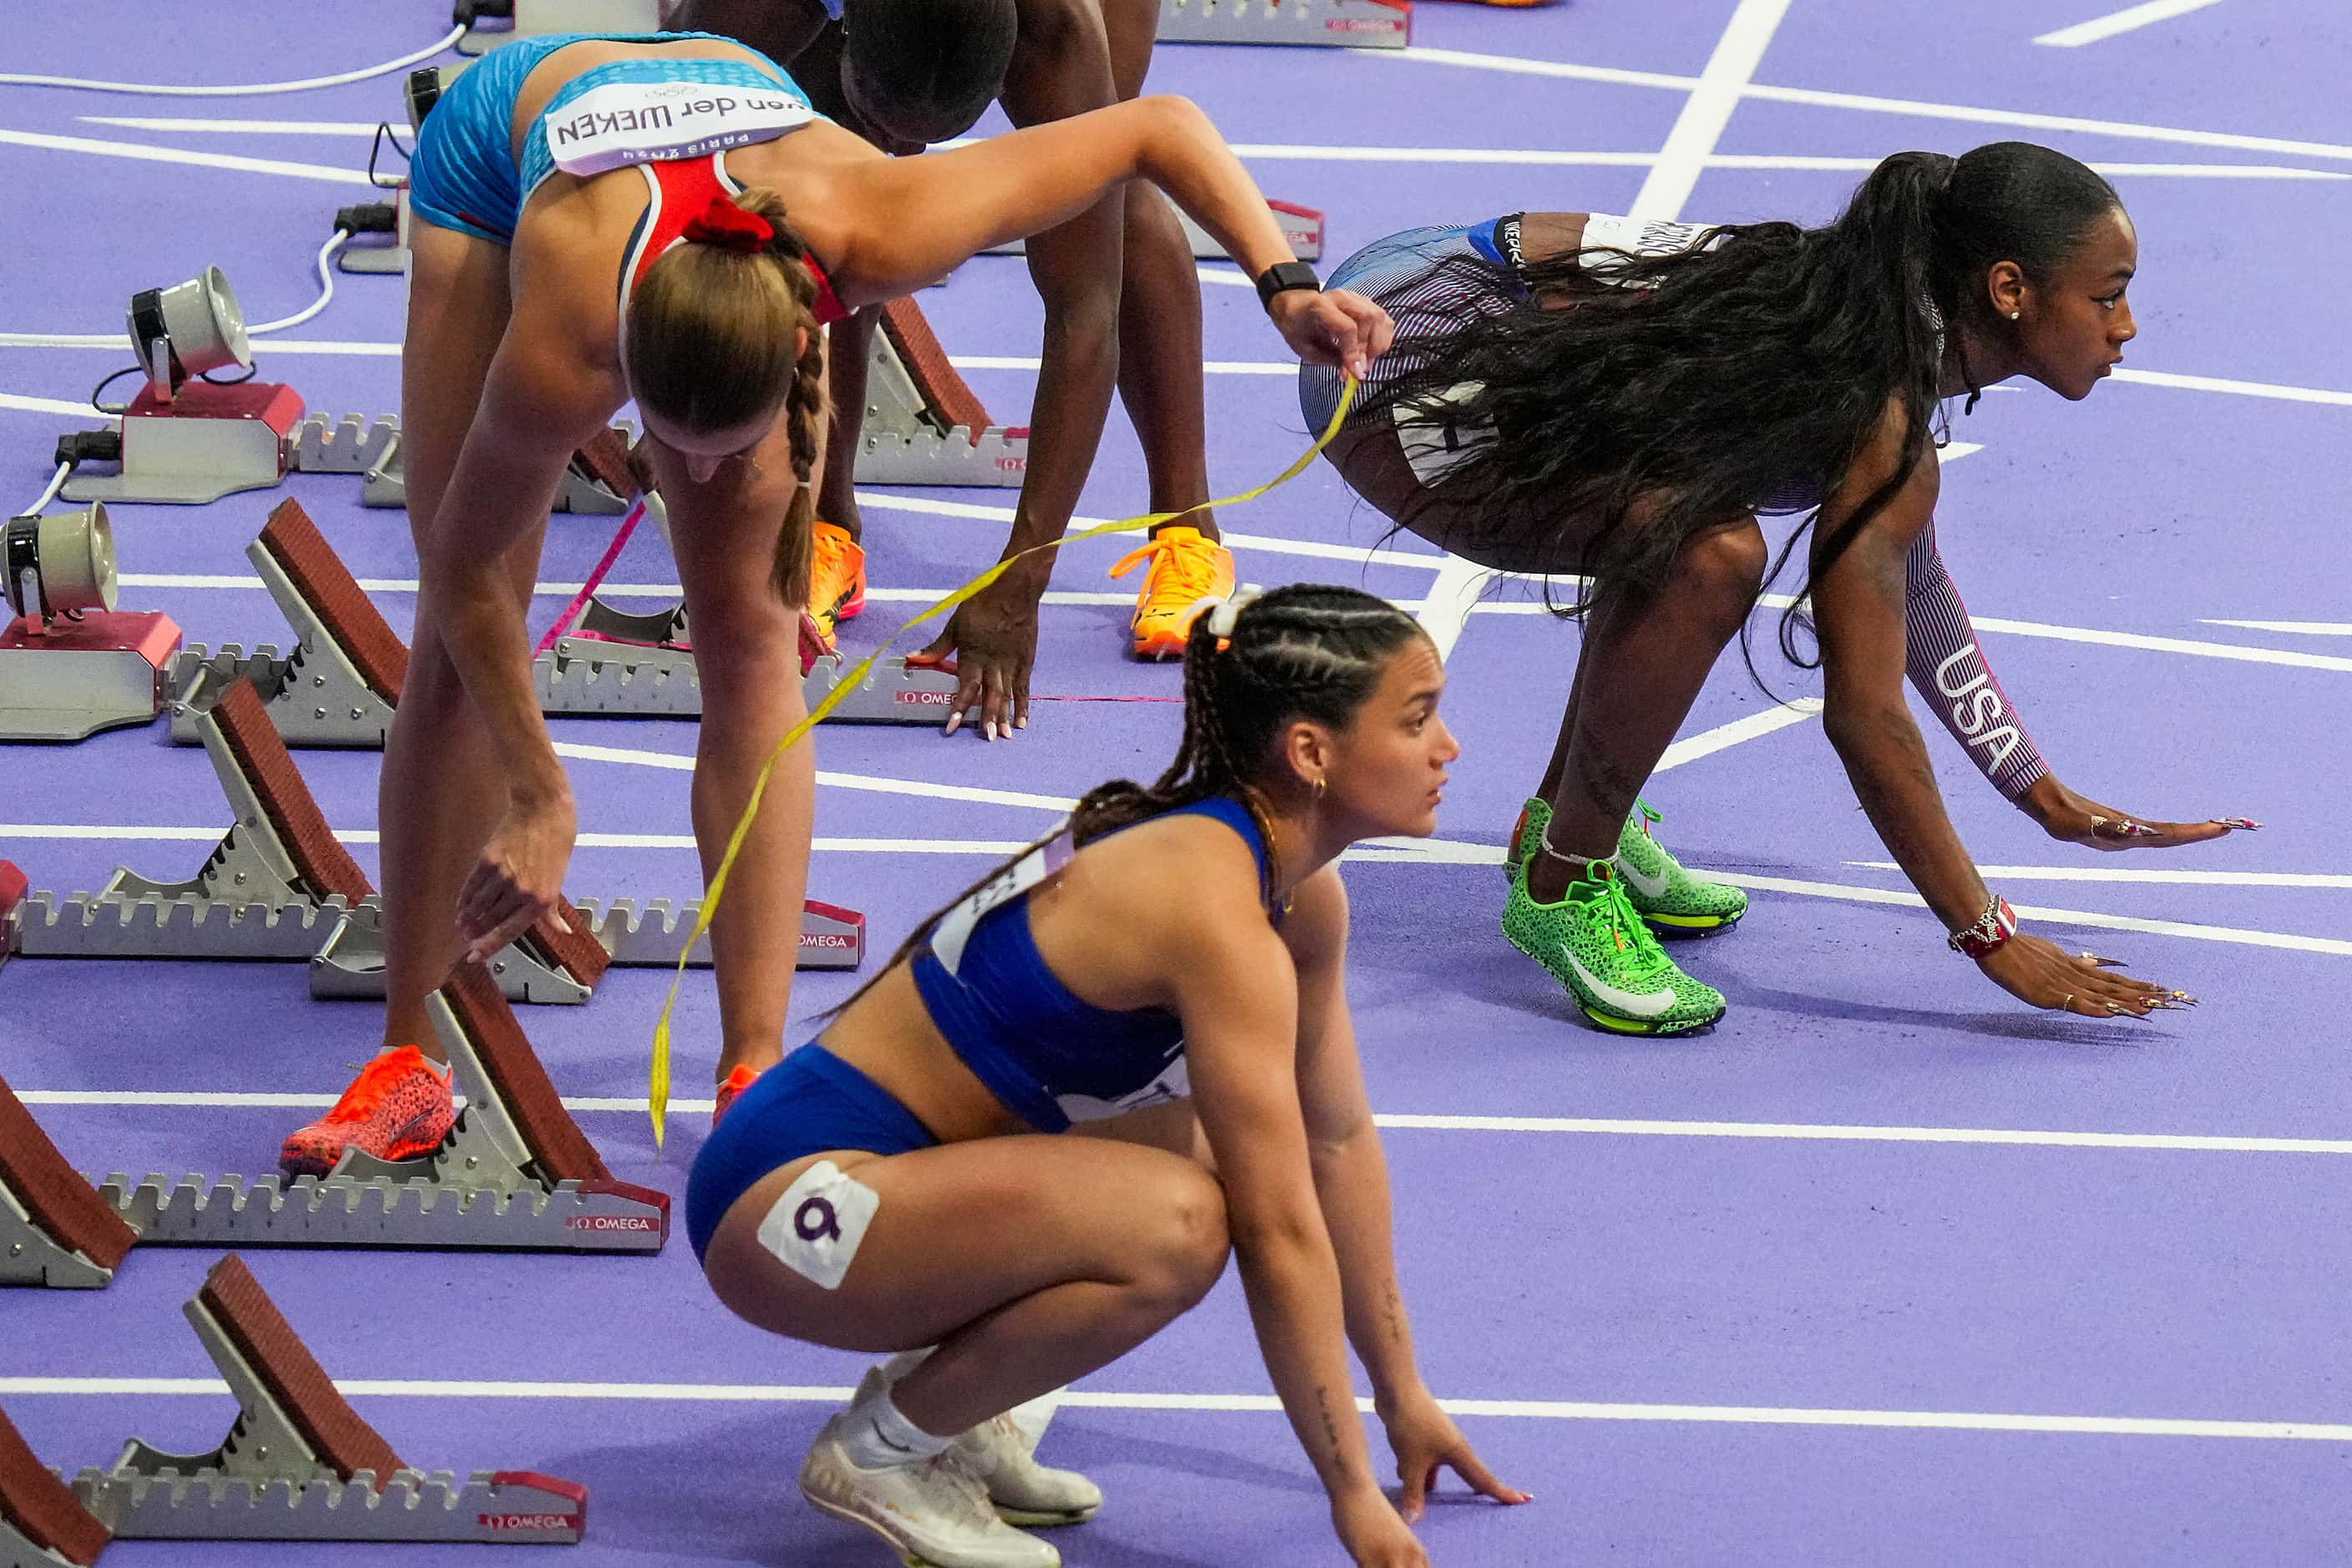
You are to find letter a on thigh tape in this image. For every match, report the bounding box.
[756,1159,880,1290]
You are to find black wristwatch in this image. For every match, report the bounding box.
[1254,260,1321,311]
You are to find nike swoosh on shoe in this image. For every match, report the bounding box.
[1563,952,1679,1018]
[1615,857,1672,900]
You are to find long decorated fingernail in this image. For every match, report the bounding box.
[2211,817,2263,830]
[2118,820,2160,838]
[2170,989,2200,1005]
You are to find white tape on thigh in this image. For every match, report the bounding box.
[756,1159,880,1291]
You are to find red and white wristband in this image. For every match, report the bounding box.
[1947,894,2018,959]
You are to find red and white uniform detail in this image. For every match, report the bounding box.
[616,149,847,380]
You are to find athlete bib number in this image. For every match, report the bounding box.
[549,79,817,177]
[929,830,1076,977]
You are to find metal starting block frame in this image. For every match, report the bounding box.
[68,1254,588,1544]
[101,973,667,1256]
[289,412,631,513]
[539,596,979,728]
[989,199,1324,261]
[167,497,402,748]
[8,677,646,1001]
[0,1074,138,1291]
[854,298,1028,488]
[139,507,864,975]
[1156,0,1409,46]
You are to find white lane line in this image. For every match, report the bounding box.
[0,128,375,185]
[1373,44,2352,165]
[5,1374,2348,1440]
[23,816,2331,958]
[80,117,387,134]
[0,825,1036,855]
[544,741,1084,812]
[1372,1116,2352,1154]
[851,491,1445,570]
[24,1088,2352,1156]
[1712,871,2352,959]
[0,336,401,355]
[1969,615,2352,675]
[1416,555,1497,664]
[2201,620,2352,636]
[112,571,1138,609]
[2110,366,2352,407]
[1652,699,1823,772]
[1629,0,1791,220]
[1196,266,1253,289]
[68,122,2340,181]
[0,391,96,417]
[13,341,2352,408]
[2036,0,2229,48]
[1849,862,2351,890]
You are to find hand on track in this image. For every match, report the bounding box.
[456,794,577,964]
[2025,776,2260,852]
[916,567,1041,741]
[1979,932,2195,1018]
[1378,1388,1530,1524]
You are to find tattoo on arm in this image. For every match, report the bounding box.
[1314,1386,1353,1486]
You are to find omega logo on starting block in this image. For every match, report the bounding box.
[565,1215,659,1232]
[480,1514,584,1532]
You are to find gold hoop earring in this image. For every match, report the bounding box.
[1312,776,1327,806]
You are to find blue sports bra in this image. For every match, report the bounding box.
[908,797,1273,1134]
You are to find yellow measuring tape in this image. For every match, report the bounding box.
[646,377,1359,1143]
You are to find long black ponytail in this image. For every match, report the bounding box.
[1354,141,2122,663]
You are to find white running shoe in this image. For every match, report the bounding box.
[857,1368,1102,1526]
[798,1414,1060,1568]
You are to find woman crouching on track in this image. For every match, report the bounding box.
[278,29,1389,1177]
[690,586,1526,1568]
[1301,142,2248,1039]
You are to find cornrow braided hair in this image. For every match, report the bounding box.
[624,185,832,606]
[827,583,1428,1016]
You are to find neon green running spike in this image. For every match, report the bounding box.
[1505,796,1746,938]
[1502,861,1726,1035]
[1616,797,1747,938]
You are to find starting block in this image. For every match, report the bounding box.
[6,675,822,997]
[1156,0,1409,45]
[853,299,1028,488]
[67,1254,587,1543]
[989,198,1324,261]
[457,0,657,54]
[169,498,403,748]
[0,1405,109,1567]
[290,413,631,513]
[143,508,863,976]
[0,1073,138,1290]
[540,595,979,728]
[99,969,667,1254]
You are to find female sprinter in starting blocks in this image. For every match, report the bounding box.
[278,31,1388,1176]
[690,585,1527,1568]
[1300,142,2253,1039]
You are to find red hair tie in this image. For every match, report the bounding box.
[683,195,773,253]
